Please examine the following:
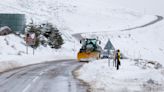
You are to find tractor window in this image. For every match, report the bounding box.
[86,39,97,45]
[86,39,97,50]
[81,39,98,50]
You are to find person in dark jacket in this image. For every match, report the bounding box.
[115,49,121,70]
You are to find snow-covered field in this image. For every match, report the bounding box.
[0,0,164,91]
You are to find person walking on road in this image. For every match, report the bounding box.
[115,49,121,70]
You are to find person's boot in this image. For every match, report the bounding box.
[117,65,119,70]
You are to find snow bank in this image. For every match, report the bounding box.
[0,52,74,73]
[0,34,76,72]
[77,59,164,92]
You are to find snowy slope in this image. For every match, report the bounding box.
[0,0,156,32]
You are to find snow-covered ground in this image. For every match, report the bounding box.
[76,59,164,92]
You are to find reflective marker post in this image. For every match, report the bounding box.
[33,45,35,55]
[108,58,110,67]
[26,44,28,54]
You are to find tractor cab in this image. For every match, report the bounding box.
[77,38,102,61]
[80,38,99,52]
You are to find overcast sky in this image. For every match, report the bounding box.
[107,0,164,16]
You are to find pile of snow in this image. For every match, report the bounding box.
[76,59,164,92]
[0,26,11,32]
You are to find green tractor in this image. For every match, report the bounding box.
[77,38,102,61]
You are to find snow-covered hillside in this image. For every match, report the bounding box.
[0,0,164,91]
[0,0,155,33]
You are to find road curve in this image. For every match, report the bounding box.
[121,15,163,31]
[0,60,89,92]
[72,15,163,40]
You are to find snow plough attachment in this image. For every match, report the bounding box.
[77,38,102,62]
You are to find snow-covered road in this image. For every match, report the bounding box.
[121,15,163,31]
[0,60,89,92]
[72,15,163,41]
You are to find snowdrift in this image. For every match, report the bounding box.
[77,59,164,92]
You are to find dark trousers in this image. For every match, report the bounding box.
[116,59,120,70]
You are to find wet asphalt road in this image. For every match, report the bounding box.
[0,60,88,92]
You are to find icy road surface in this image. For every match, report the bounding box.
[0,60,89,92]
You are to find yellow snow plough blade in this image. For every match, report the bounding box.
[77,38,102,61]
[77,52,100,61]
